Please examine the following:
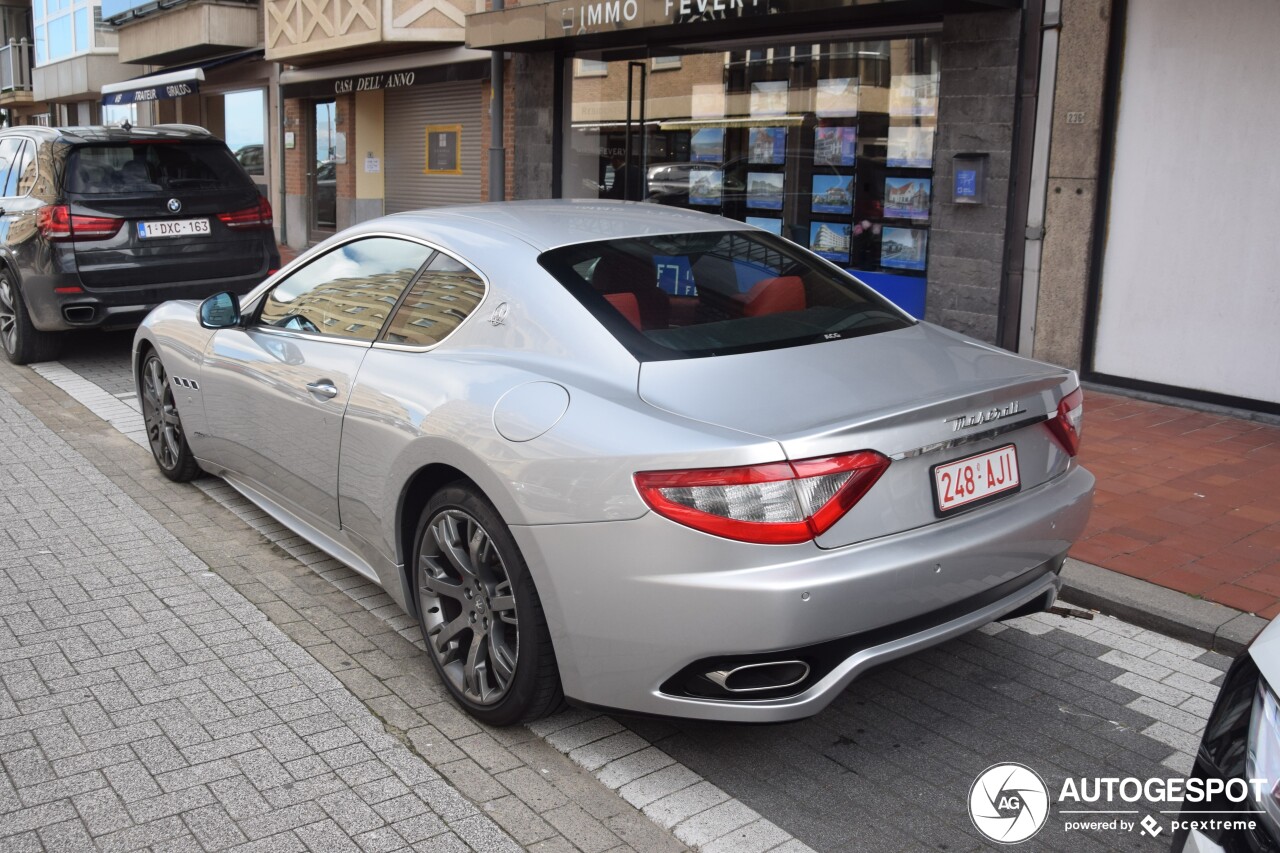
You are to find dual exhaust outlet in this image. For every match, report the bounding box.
[705,660,810,694]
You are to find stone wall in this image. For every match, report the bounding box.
[1033,0,1113,369]
[925,9,1022,344]
[512,52,557,200]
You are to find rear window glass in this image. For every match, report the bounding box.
[538,230,912,360]
[66,142,253,195]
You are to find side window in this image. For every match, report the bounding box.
[381,253,486,347]
[12,141,36,197]
[257,237,433,341]
[0,138,22,198]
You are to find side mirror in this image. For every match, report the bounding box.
[199,292,241,329]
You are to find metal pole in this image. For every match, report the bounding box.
[488,0,506,202]
[624,63,634,199]
[637,63,646,202]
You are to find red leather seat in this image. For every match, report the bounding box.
[735,276,806,317]
[604,292,643,329]
[591,252,669,330]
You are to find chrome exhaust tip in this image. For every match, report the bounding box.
[705,660,810,694]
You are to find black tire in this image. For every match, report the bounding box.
[138,349,202,482]
[0,270,61,366]
[413,483,563,726]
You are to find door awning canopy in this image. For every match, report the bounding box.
[101,68,204,106]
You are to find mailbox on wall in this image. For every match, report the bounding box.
[952,153,987,205]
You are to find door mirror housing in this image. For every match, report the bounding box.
[199,292,241,329]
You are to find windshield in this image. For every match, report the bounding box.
[538,229,912,360]
[66,142,254,194]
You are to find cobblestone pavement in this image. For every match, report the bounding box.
[3,331,1242,852]
[0,382,527,853]
[1,357,692,853]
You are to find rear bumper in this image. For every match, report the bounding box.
[511,463,1093,722]
[23,270,272,332]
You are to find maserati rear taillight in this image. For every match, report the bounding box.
[1045,387,1084,457]
[217,197,273,230]
[37,205,122,241]
[634,451,890,544]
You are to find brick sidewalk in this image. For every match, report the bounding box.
[0,365,696,852]
[1073,391,1280,618]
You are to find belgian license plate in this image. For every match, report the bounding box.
[931,444,1020,515]
[138,218,210,239]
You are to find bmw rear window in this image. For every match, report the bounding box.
[65,142,254,195]
[538,230,913,360]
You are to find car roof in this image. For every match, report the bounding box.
[1,125,218,145]
[381,200,753,252]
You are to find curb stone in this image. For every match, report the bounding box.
[1059,558,1267,657]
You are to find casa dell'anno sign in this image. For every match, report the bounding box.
[334,71,417,94]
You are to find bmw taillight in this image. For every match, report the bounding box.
[1045,387,1084,457]
[37,205,122,241]
[634,451,890,544]
[217,197,273,230]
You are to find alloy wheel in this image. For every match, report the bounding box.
[418,509,520,705]
[141,356,184,471]
[0,277,16,355]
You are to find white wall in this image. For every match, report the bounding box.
[1093,0,1280,404]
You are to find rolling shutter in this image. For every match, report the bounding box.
[384,81,483,213]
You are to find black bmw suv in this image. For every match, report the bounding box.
[0,124,280,364]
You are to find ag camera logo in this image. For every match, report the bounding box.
[969,763,1050,844]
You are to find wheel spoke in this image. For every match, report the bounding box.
[417,557,468,603]
[488,632,515,688]
[432,514,479,580]
[468,525,490,574]
[429,613,470,652]
[491,580,517,626]
[463,629,488,698]
[162,427,180,464]
[147,359,165,403]
[0,283,14,354]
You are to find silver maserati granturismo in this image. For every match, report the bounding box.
[134,201,1094,726]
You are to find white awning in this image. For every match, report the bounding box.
[101,69,205,105]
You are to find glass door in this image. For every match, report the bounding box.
[309,99,338,242]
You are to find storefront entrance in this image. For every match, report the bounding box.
[563,36,940,317]
[308,98,339,242]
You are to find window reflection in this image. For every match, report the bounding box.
[259,238,433,341]
[382,253,486,347]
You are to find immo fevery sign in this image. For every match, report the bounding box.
[566,0,764,31]
[466,0,801,47]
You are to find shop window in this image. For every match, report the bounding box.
[222,89,267,179]
[564,35,939,318]
[574,58,609,77]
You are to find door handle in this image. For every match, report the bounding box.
[306,380,339,399]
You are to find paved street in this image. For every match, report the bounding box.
[0,330,1240,852]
